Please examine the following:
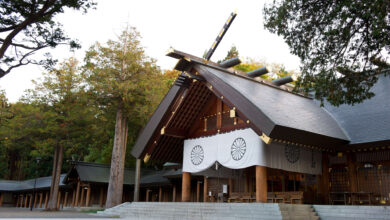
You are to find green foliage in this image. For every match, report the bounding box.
[84,27,174,167]
[218,45,239,63]
[0,27,179,180]
[264,0,390,106]
[0,0,96,78]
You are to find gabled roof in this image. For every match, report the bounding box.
[70,161,136,185]
[319,73,390,145]
[0,174,67,192]
[64,161,170,186]
[194,64,349,146]
[131,49,350,160]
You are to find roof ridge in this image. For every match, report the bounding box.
[167,48,312,100]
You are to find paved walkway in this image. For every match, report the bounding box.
[0,207,116,219]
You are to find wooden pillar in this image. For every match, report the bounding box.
[0,192,3,207]
[203,177,208,202]
[158,187,163,202]
[293,173,297,191]
[248,168,253,193]
[320,153,330,204]
[228,178,233,195]
[86,184,91,207]
[64,192,69,208]
[172,185,176,202]
[44,192,49,209]
[39,193,43,208]
[71,189,76,207]
[347,153,358,192]
[80,187,85,207]
[245,169,249,193]
[196,181,201,202]
[182,172,191,202]
[99,187,104,207]
[256,166,267,203]
[16,194,20,207]
[56,191,61,209]
[33,192,38,208]
[133,159,141,202]
[75,181,80,207]
[146,189,150,202]
[24,194,28,208]
[28,194,33,209]
[281,172,286,192]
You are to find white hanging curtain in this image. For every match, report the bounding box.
[183,128,322,175]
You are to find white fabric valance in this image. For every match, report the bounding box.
[183,128,322,174]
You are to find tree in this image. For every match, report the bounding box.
[263,0,390,106]
[221,46,296,80]
[23,57,93,210]
[0,0,96,78]
[218,45,239,63]
[84,27,163,208]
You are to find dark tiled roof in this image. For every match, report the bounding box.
[67,161,171,186]
[0,174,66,192]
[197,65,349,142]
[319,74,390,145]
[74,162,135,185]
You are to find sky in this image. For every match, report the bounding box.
[0,0,301,103]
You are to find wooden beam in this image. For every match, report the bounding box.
[56,191,61,209]
[39,193,43,208]
[64,192,69,208]
[320,153,330,204]
[75,181,80,207]
[196,181,201,202]
[182,172,191,202]
[228,178,233,195]
[71,189,76,208]
[172,185,176,202]
[146,189,150,202]
[163,128,187,138]
[203,177,208,202]
[99,187,104,208]
[44,192,49,209]
[347,152,358,192]
[256,166,267,203]
[158,187,163,202]
[24,194,28,208]
[16,194,19,207]
[86,184,91,207]
[217,98,222,130]
[28,194,33,209]
[33,192,38,208]
[80,187,85,207]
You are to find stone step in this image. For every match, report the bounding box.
[98,202,329,220]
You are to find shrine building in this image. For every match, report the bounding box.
[130,48,390,205]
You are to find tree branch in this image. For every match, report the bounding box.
[0,45,46,78]
[0,0,56,59]
[0,38,46,50]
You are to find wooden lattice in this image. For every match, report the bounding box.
[330,167,349,192]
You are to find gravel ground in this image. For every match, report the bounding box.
[0,207,116,218]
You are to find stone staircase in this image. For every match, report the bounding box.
[313,205,390,220]
[97,202,322,220]
[279,204,319,220]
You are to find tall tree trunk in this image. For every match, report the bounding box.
[47,144,64,211]
[105,104,128,208]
